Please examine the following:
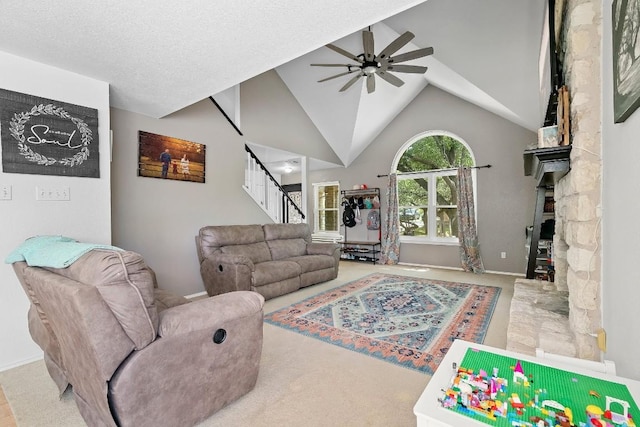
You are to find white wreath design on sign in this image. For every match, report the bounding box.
[7,103,92,166]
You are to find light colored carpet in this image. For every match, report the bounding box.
[0,262,516,427]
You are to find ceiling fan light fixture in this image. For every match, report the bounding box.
[363,64,378,75]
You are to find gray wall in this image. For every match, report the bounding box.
[111,102,272,296]
[307,85,537,274]
[110,70,342,297]
[602,0,640,380]
[241,70,342,165]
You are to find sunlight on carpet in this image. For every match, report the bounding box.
[265,272,501,374]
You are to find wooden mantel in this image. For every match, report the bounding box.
[523,145,572,187]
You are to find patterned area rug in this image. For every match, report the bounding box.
[265,272,501,375]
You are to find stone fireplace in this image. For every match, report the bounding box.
[554,0,603,360]
[507,0,602,360]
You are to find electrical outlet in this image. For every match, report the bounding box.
[0,184,11,200]
[36,186,70,201]
[500,252,507,259]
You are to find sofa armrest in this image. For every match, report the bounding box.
[200,253,254,296]
[306,242,340,257]
[158,291,264,337]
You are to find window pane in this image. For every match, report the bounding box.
[398,178,428,205]
[397,135,474,173]
[436,208,458,238]
[436,175,458,206]
[318,210,338,232]
[317,185,339,209]
[398,178,428,237]
[400,207,427,236]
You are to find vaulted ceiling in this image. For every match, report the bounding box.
[0,0,548,170]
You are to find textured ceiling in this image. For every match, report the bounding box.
[0,0,547,170]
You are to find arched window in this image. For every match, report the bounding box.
[392,131,475,244]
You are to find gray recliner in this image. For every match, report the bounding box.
[11,246,264,427]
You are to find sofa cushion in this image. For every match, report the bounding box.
[263,223,311,242]
[199,225,271,263]
[45,249,158,350]
[221,242,271,264]
[284,254,336,273]
[252,260,301,287]
[266,238,307,260]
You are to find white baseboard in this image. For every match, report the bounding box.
[397,262,524,277]
[0,352,43,373]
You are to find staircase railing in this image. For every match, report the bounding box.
[243,145,305,223]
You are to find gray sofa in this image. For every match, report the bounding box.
[11,246,264,427]
[196,223,340,300]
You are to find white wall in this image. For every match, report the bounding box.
[601,0,640,380]
[0,51,111,371]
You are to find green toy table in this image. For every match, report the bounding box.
[440,347,639,427]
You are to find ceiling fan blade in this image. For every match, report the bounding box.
[318,69,359,83]
[388,47,434,64]
[377,70,405,88]
[366,74,375,93]
[311,63,359,67]
[339,73,364,92]
[326,44,364,63]
[376,31,415,60]
[363,30,375,61]
[386,64,428,74]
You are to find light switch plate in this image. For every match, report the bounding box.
[36,186,70,201]
[0,184,12,200]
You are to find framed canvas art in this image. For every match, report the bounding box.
[613,0,640,123]
[138,131,205,183]
[0,89,100,177]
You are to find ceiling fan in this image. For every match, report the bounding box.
[311,29,434,94]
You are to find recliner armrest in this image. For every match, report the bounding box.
[306,242,340,256]
[200,254,255,296]
[158,291,264,337]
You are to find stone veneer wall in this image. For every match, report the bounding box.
[554,0,602,360]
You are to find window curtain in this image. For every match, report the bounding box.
[380,173,400,264]
[457,167,485,273]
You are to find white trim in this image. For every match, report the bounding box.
[398,262,525,277]
[185,291,208,300]
[400,236,459,246]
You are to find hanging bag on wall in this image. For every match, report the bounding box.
[367,210,380,230]
[343,202,357,227]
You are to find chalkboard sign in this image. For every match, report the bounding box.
[0,89,100,178]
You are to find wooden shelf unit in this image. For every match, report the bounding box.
[523,145,571,280]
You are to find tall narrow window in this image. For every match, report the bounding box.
[313,181,340,234]
[394,132,475,244]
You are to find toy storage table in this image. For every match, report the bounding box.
[413,339,640,427]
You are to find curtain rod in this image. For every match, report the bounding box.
[376,164,492,178]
